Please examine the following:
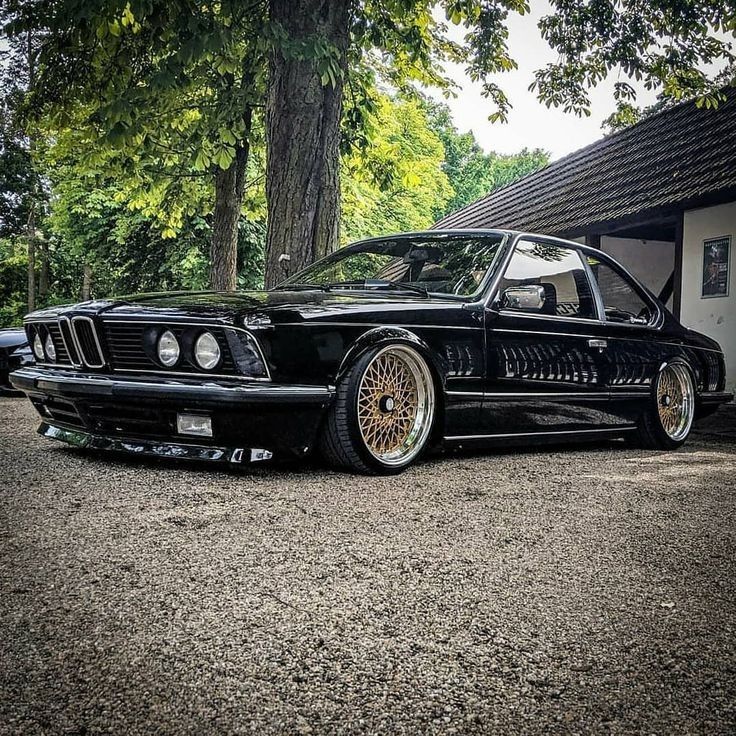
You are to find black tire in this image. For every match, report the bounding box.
[633,360,696,450]
[320,343,436,474]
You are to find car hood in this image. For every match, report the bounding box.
[27,289,466,325]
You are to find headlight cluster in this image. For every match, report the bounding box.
[29,325,58,363]
[157,330,180,367]
[194,332,221,370]
[33,332,44,361]
[44,334,57,362]
[144,325,268,378]
[155,329,222,371]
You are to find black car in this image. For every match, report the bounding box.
[0,328,33,396]
[10,230,732,474]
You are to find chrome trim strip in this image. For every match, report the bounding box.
[444,426,637,441]
[482,233,519,308]
[497,310,604,325]
[58,316,83,369]
[12,367,332,402]
[25,316,70,323]
[71,316,106,368]
[489,327,725,353]
[26,362,75,370]
[270,322,482,331]
[483,391,610,399]
[446,391,645,400]
[112,368,271,382]
[581,248,607,321]
[103,318,254,329]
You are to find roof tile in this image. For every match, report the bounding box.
[434,88,736,235]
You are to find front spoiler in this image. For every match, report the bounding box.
[39,422,273,464]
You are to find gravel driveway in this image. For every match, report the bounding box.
[1,397,735,735]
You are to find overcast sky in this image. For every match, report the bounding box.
[430,2,659,161]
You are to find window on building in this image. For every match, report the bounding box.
[587,256,654,324]
[497,240,596,319]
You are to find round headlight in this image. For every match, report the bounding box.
[33,332,44,361]
[44,334,57,363]
[194,331,221,370]
[157,330,180,367]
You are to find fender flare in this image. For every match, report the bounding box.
[335,326,447,391]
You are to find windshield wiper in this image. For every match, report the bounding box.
[272,282,331,292]
[328,279,429,298]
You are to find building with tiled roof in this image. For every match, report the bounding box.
[436,88,736,390]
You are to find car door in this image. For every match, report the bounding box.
[583,252,670,426]
[479,238,610,435]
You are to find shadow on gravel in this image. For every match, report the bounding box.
[52,436,640,479]
[44,403,735,478]
[51,444,328,478]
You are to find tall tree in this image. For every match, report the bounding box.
[7,0,735,295]
[6,0,267,291]
[1,2,47,310]
[265,0,735,282]
[264,0,352,286]
[341,93,453,242]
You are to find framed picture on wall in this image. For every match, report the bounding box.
[702,236,731,298]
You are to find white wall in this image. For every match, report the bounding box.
[682,202,736,393]
[600,236,675,309]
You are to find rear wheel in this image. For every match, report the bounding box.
[320,344,436,474]
[634,361,695,449]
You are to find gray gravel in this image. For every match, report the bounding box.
[1,397,735,735]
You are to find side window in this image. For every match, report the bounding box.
[586,256,654,325]
[497,240,596,319]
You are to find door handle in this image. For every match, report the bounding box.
[588,339,608,349]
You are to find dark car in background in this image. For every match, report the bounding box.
[0,328,32,396]
[9,230,732,473]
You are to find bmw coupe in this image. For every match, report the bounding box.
[10,230,732,473]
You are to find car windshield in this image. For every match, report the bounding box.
[279,234,507,298]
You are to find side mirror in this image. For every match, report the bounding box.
[501,284,546,312]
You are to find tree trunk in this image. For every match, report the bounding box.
[209,108,253,291]
[81,262,92,301]
[27,231,35,314]
[38,238,49,301]
[26,30,37,314]
[264,0,351,287]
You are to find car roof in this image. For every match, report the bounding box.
[352,228,606,257]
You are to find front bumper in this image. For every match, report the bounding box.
[10,367,335,463]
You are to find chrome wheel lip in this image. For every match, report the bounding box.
[657,363,695,442]
[356,344,435,467]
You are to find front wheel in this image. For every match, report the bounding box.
[634,361,696,449]
[320,344,436,474]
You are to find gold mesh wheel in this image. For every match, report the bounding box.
[356,345,435,466]
[656,363,695,442]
